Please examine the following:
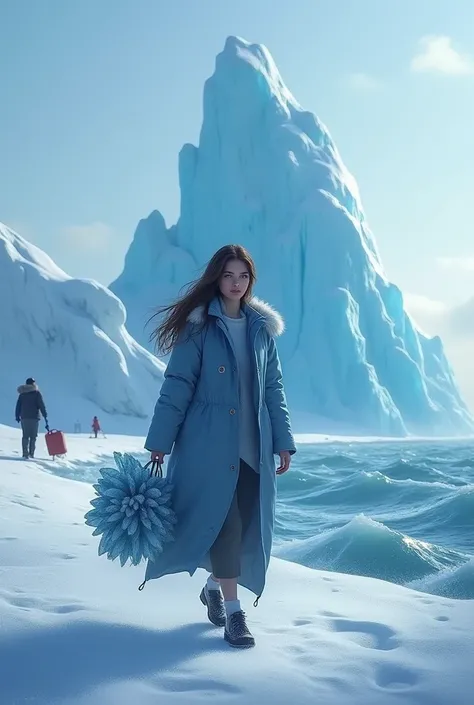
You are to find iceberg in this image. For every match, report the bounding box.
[111,36,473,436]
[0,223,164,432]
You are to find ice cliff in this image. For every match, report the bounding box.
[111,36,473,436]
[0,223,164,432]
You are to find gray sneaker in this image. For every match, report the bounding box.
[200,586,226,627]
[224,610,256,648]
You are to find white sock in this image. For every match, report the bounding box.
[225,599,241,618]
[206,575,221,591]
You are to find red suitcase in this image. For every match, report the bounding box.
[45,428,68,458]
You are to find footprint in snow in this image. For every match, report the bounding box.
[54,553,77,560]
[2,592,85,614]
[416,596,435,605]
[293,618,313,627]
[155,676,241,695]
[11,499,43,512]
[330,618,400,651]
[374,663,418,690]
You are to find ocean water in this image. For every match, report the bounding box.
[274,439,474,600]
[74,437,474,600]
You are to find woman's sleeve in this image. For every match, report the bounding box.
[264,336,296,455]
[145,329,202,453]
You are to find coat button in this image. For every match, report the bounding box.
[230,464,235,471]
[218,365,225,373]
[229,408,236,415]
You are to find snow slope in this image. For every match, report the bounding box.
[111,36,473,437]
[0,223,164,433]
[0,426,473,705]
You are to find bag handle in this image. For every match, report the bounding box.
[144,460,163,478]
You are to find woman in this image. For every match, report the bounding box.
[144,244,295,648]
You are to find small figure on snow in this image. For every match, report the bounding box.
[144,244,296,648]
[91,416,101,439]
[15,377,48,459]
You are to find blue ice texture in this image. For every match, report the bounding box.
[111,36,473,437]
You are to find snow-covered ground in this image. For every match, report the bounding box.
[1,425,472,705]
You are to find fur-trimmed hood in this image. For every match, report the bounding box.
[17,383,38,394]
[188,296,285,337]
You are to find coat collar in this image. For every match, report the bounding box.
[188,296,285,337]
[18,383,38,394]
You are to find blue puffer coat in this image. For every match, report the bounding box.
[143,296,296,597]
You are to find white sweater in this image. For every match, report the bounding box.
[223,313,260,472]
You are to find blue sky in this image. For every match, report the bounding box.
[2,0,474,307]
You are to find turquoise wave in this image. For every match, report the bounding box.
[274,441,474,599]
[382,458,466,486]
[274,515,471,596]
[395,486,474,550]
[411,559,474,600]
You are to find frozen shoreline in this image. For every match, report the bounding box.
[0,427,473,704]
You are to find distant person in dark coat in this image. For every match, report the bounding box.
[15,378,48,458]
[92,416,101,439]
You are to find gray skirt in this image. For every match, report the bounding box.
[209,459,260,579]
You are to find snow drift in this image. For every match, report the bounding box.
[111,36,473,436]
[0,426,473,705]
[0,223,164,433]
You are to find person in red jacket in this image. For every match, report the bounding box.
[92,416,101,439]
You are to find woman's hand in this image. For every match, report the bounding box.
[151,450,165,464]
[276,450,291,475]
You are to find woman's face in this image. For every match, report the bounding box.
[218,258,250,301]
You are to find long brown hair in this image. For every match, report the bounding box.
[151,244,257,354]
